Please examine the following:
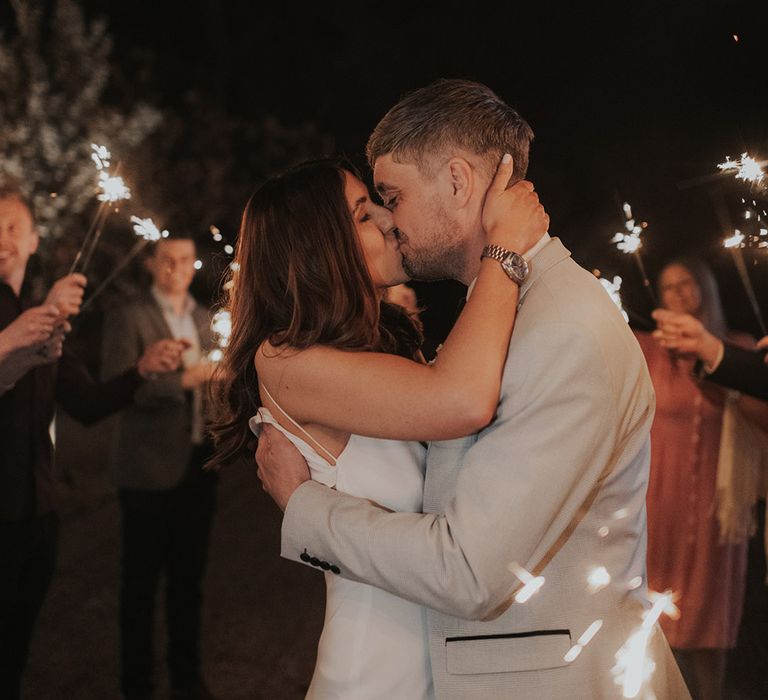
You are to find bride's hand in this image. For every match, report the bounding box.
[481,154,549,254]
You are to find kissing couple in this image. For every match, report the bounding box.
[211,79,690,699]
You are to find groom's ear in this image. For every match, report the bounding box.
[445,158,475,210]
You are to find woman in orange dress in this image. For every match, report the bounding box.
[636,257,767,700]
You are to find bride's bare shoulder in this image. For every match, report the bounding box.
[254,340,335,376]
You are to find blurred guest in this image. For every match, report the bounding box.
[101,235,218,700]
[635,257,768,700]
[0,186,184,700]
[0,303,66,394]
[653,308,768,401]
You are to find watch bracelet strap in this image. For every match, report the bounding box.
[480,244,515,262]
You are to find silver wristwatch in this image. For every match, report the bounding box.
[480,244,529,285]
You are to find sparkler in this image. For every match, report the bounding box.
[593,270,653,329]
[508,562,545,604]
[718,152,765,186]
[96,170,131,202]
[79,216,167,313]
[564,620,603,663]
[587,566,611,594]
[713,153,768,335]
[208,309,232,363]
[722,229,768,336]
[612,202,657,306]
[69,144,132,275]
[129,216,168,242]
[611,590,679,698]
[598,275,629,323]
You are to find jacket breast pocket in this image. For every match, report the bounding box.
[445,629,571,675]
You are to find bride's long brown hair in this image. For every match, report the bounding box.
[209,159,421,466]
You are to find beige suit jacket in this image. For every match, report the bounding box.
[282,239,690,699]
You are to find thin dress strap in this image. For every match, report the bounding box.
[259,382,338,464]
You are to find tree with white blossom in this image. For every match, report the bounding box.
[0,0,161,242]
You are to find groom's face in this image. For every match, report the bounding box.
[374,154,467,282]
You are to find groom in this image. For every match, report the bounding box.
[256,80,689,699]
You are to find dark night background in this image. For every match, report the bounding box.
[3,0,763,340]
[94,0,768,338]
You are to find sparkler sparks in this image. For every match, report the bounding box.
[70,143,132,274]
[90,143,111,170]
[723,229,745,249]
[723,230,767,334]
[209,309,232,363]
[91,143,130,202]
[97,171,131,202]
[611,231,642,254]
[564,619,603,663]
[587,566,611,593]
[611,202,656,305]
[611,590,679,698]
[130,216,168,242]
[508,562,545,603]
[716,151,768,334]
[598,275,629,323]
[79,217,171,313]
[612,203,647,254]
[647,590,680,620]
[718,152,765,185]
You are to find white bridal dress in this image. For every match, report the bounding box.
[251,390,434,700]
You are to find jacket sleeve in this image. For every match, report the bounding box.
[101,303,186,408]
[704,343,768,401]
[56,346,143,425]
[281,320,640,621]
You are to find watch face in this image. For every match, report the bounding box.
[501,252,528,283]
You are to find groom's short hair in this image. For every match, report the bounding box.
[366,79,534,183]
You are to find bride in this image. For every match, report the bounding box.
[211,156,547,698]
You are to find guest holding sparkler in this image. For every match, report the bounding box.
[0,303,67,393]
[652,308,768,402]
[101,233,219,700]
[0,184,186,700]
[635,257,768,700]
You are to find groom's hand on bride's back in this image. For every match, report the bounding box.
[255,425,311,511]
